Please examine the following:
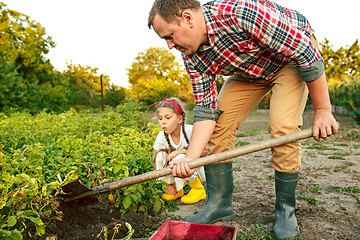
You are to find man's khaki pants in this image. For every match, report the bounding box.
[208,36,319,173]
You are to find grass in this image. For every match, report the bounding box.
[237,127,265,137]
[236,224,275,240]
[337,186,360,209]
[297,192,319,206]
[305,143,338,151]
[307,184,323,194]
[235,140,251,147]
[328,155,346,160]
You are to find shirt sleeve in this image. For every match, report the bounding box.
[234,0,324,82]
[182,59,224,122]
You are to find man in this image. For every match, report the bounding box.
[148,0,339,239]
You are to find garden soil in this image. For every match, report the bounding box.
[30,111,359,240]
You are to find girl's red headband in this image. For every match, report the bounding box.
[148,96,184,115]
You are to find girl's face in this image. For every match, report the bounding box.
[157,107,183,135]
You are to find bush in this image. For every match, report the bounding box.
[328,76,360,125]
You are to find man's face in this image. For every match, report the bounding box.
[152,13,201,56]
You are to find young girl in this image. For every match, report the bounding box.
[150,96,206,204]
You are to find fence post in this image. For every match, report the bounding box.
[100,74,104,111]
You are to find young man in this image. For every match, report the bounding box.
[148,0,339,239]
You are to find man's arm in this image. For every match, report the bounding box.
[169,120,216,177]
[306,73,339,141]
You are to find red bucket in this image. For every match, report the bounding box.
[149,218,238,240]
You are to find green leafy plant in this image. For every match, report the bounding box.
[0,104,163,238]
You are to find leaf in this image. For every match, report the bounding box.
[0,200,6,210]
[35,224,45,236]
[28,216,44,226]
[57,173,62,182]
[138,205,147,212]
[113,164,121,174]
[136,185,145,196]
[6,229,23,240]
[120,222,134,240]
[123,196,132,209]
[2,174,11,182]
[153,199,162,213]
[7,216,17,227]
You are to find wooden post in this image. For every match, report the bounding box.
[100,74,104,111]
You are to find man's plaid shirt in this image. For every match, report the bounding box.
[182,0,324,110]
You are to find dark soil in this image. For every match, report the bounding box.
[25,110,360,240]
[46,201,162,239]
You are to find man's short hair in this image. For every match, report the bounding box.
[148,0,201,29]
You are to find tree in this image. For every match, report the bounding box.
[320,39,360,81]
[0,3,74,113]
[64,62,110,106]
[0,2,55,85]
[127,47,192,104]
[104,84,127,107]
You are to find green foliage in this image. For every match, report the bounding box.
[0,3,70,114]
[0,102,165,238]
[321,39,360,79]
[127,47,193,104]
[104,84,127,107]
[320,39,360,125]
[64,62,111,107]
[328,76,360,125]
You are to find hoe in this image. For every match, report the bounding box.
[58,127,334,204]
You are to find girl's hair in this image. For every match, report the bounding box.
[155,97,190,152]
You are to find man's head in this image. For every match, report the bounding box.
[148,0,201,28]
[148,0,208,55]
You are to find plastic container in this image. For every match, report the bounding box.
[149,218,238,240]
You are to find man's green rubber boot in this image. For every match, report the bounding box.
[274,170,299,240]
[185,162,235,224]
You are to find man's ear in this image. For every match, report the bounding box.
[181,10,194,28]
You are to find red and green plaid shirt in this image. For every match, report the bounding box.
[183,0,324,111]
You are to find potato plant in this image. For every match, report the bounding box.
[0,103,164,239]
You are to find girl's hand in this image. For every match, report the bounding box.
[169,156,195,178]
[167,150,179,162]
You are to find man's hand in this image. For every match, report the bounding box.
[312,109,339,142]
[169,156,196,178]
[306,73,339,142]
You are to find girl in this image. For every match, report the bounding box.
[150,96,206,204]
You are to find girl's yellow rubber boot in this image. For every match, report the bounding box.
[181,176,206,204]
[162,184,184,201]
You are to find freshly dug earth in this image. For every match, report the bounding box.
[30,111,360,240]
